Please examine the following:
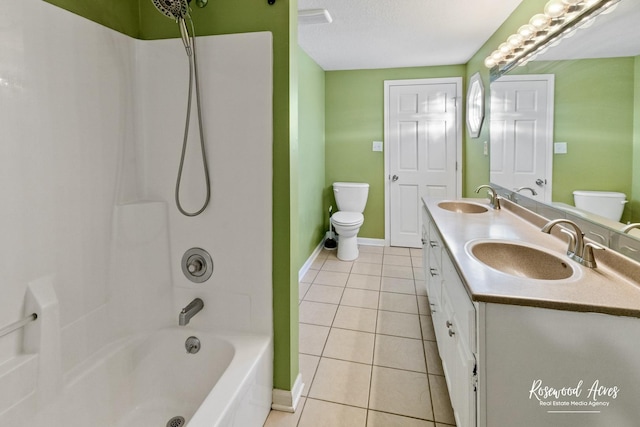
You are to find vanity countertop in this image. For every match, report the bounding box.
[423,197,640,318]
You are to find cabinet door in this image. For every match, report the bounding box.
[452,333,477,427]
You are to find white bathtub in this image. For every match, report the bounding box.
[2,328,272,427]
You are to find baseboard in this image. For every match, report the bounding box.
[298,239,325,282]
[271,373,304,413]
[358,237,386,246]
[298,236,387,281]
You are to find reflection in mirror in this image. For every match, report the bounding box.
[488,0,640,260]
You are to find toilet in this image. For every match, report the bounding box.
[573,190,628,222]
[331,182,369,261]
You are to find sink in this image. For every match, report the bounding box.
[468,241,575,280]
[438,201,488,214]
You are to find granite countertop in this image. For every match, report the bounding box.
[423,197,640,318]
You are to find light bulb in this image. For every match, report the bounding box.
[499,42,511,55]
[530,13,551,30]
[484,57,496,68]
[544,0,567,18]
[517,24,536,40]
[507,34,524,48]
[561,0,581,5]
[491,50,504,61]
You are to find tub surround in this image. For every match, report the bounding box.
[1,1,273,424]
[423,197,640,318]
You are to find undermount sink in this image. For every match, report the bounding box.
[468,240,575,280]
[438,201,488,214]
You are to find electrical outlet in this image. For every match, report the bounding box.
[483,141,488,156]
[372,141,383,152]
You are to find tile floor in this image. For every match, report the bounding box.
[264,245,456,427]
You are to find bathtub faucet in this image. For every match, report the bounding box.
[179,298,204,326]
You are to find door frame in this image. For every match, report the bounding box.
[383,78,463,245]
[489,74,555,203]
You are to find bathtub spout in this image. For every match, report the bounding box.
[179,298,204,326]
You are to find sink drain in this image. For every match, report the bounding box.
[166,415,185,427]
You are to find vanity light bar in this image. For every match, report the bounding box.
[486,0,621,79]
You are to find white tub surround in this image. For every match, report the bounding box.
[1,1,273,425]
[422,196,640,427]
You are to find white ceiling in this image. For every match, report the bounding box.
[297,0,524,71]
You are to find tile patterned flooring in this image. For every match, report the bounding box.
[264,245,456,427]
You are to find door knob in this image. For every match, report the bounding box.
[391,175,399,182]
[535,179,545,186]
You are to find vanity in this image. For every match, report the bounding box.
[422,196,640,427]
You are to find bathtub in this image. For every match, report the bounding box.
[2,328,272,427]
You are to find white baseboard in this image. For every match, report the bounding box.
[358,237,386,246]
[271,373,304,413]
[298,239,325,281]
[298,236,387,281]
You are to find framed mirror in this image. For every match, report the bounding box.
[466,72,484,138]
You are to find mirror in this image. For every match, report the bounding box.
[488,0,640,260]
[467,72,485,138]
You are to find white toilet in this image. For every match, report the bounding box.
[332,182,369,261]
[573,190,628,222]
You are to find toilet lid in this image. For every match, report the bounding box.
[332,211,364,226]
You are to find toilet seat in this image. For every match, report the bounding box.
[332,211,363,226]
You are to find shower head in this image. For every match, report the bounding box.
[152,0,189,20]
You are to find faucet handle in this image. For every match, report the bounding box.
[560,228,577,256]
[582,242,605,269]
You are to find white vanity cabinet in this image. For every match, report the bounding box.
[424,208,477,427]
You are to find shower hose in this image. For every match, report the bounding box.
[175,17,211,217]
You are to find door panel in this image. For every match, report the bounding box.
[490,75,554,202]
[387,81,459,247]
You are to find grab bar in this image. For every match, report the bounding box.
[0,313,37,338]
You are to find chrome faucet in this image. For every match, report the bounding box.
[179,298,204,326]
[475,185,500,210]
[622,223,640,234]
[541,219,604,268]
[515,187,537,196]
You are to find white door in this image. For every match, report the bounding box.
[385,79,461,248]
[490,75,554,202]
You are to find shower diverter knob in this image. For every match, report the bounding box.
[181,248,213,283]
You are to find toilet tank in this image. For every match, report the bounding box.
[333,182,369,213]
[573,190,627,222]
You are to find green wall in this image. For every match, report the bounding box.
[324,66,466,239]
[45,0,301,392]
[44,0,140,37]
[297,49,326,269]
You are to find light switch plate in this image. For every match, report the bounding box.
[554,142,568,154]
[372,141,383,152]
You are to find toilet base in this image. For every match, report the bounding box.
[337,235,359,261]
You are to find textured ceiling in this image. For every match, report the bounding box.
[297,0,524,70]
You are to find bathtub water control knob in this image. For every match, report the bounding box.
[187,257,204,275]
[181,248,213,283]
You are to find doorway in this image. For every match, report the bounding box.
[384,78,462,248]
